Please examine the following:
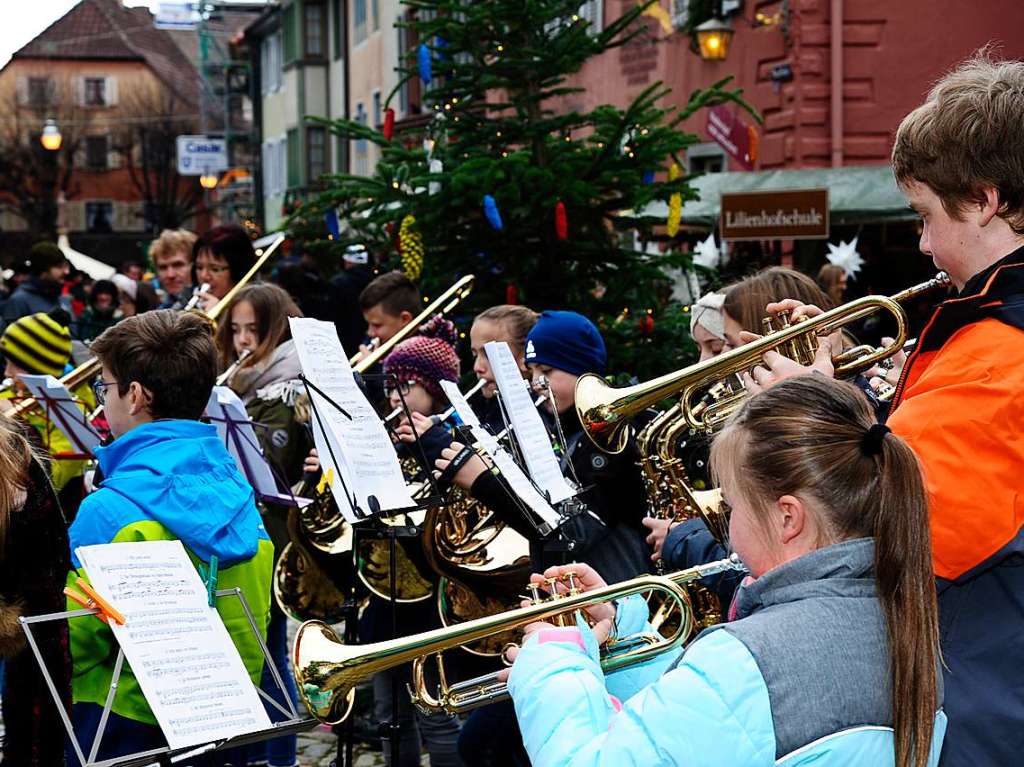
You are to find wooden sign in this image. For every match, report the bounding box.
[720,188,829,241]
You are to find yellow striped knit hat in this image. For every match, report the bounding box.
[1,310,72,377]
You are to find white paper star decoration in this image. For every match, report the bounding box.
[825,236,863,278]
[692,232,721,270]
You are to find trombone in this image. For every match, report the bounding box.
[576,273,951,452]
[351,275,474,372]
[4,234,287,422]
[293,554,745,723]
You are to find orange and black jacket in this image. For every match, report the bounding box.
[887,245,1024,767]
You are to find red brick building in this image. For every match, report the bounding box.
[567,0,1024,290]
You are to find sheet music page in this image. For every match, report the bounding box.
[439,381,560,527]
[206,386,279,498]
[289,318,414,519]
[18,374,101,454]
[484,342,575,504]
[76,540,272,750]
[438,380,482,429]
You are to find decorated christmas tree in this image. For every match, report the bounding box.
[289,0,753,379]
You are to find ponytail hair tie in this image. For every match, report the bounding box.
[861,423,891,456]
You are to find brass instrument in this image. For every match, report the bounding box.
[5,234,287,421]
[293,554,746,723]
[352,275,474,372]
[577,274,951,453]
[274,476,356,624]
[422,486,532,657]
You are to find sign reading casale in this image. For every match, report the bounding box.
[720,188,830,240]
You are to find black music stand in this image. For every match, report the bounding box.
[298,372,442,767]
[25,379,101,461]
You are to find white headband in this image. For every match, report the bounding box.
[690,291,727,340]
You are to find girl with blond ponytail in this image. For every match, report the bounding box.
[505,375,945,767]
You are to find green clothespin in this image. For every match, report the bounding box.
[201,555,219,608]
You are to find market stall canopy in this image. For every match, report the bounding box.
[643,164,917,228]
[57,235,116,281]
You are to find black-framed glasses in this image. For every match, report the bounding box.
[92,379,117,406]
[383,379,417,397]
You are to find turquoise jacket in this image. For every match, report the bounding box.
[509,541,947,766]
[67,420,274,725]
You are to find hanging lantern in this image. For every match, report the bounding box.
[40,119,62,151]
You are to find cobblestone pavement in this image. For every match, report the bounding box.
[296,724,430,767]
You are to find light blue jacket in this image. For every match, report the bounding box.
[68,420,274,724]
[509,540,947,766]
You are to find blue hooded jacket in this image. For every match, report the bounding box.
[67,420,274,724]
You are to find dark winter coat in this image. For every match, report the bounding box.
[1,456,72,767]
[1,277,62,327]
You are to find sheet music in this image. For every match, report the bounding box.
[484,342,575,504]
[206,386,309,508]
[439,380,561,527]
[18,374,101,455]
[289,318,415,520]
[76,540,271,750]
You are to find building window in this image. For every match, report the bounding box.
[85,202,113,233]
[354,0,367,43]
[84,77,107,106]
[578,1,603,32]
[372,0,379,31]
[304,1,326,59]
[28,77,51,107]
[85,136,108,171]
[307,127,327,183]
[372,91,381,130]
[262,31,283,93]
[686,142,727,174]
[354,102,368,175]
[332,0,345,60]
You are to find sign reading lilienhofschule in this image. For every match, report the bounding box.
[720,188,830,241]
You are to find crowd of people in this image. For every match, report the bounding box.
[0,52,1019,767]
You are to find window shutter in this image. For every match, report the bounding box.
[106,76,118,106]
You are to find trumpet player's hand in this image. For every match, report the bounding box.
[303,448,320,475]
[197,290,220,314]
[434,441,488,490]
[532,564,617,627]
[764,299,824,322]
[642,517,677,562]
[742,335,836,394]
[865,337,906,389]
[394,412,436,443]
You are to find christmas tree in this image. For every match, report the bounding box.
[289,0,753,379]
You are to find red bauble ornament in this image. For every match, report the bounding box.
[637,314,655,336]
[383,108,395,140]
[506,283,519,305]
[555,200,568,241]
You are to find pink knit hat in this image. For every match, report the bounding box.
[382,316,460,403]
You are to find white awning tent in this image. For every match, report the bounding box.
[57,234,116,281]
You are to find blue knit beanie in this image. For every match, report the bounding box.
[524,310,607,376]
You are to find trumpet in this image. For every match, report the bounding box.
[293,554,746,723]
[577,273,951,452]
[351,275,474,372]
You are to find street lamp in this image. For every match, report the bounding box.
[40,119,62,151]
[199,171,219,189]
[695,17,734,61]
